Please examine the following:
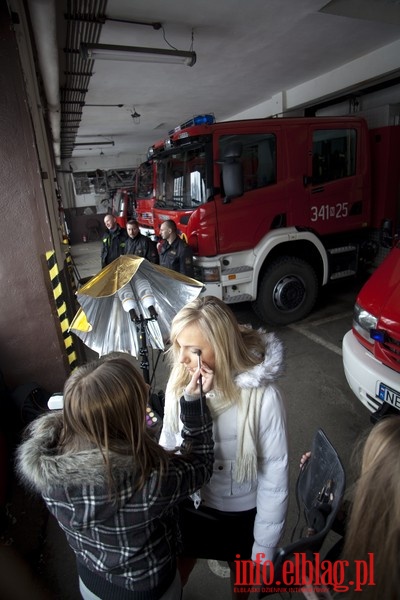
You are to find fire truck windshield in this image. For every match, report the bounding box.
[155,145,209,209]
[137,162,153,198]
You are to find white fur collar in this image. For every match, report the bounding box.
[234,331,284,388]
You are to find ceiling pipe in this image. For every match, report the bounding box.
[27,0,61,165]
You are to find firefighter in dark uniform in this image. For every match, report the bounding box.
[124,219,159,264]
[101,214,128,268]
[158,219,194,278]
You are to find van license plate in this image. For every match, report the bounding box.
[377,382,400,410]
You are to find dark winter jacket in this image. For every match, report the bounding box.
[124,233,159,264]
[101,224,128,267]
[17,397,213,600]
[159,237,194,277]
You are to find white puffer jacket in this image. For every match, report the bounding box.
[160,331,289,562]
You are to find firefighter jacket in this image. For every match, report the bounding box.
[124,233,159,264]
[101,225,128,268]
[159,236,194,277]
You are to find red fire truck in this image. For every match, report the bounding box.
[150,114,400,325]
[135,160,157,239]
[112,186,136,228]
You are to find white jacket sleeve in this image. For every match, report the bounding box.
[159,384,183,450]
[252,384,289,562]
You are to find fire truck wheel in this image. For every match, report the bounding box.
[253,256,318,326]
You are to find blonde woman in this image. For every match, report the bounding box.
[17,356,214,600]
[160,296,289,599]
[343,415,400,600]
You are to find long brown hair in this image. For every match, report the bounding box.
[343,415,400,599]
[60,356,168,492]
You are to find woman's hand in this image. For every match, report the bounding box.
[185,362,214,396]
[300,451,311,469]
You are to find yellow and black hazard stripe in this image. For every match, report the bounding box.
[64,250,78,294]
[46,250,78,371]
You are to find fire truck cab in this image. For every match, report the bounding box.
[135,160,157,240]
[151,114,394,325]
[112,187,135,228]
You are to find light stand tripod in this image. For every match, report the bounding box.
[118,280,165,428]
[129,305,158,385]
[129,305,163,433]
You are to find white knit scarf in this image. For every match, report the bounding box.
[234,387,265,483]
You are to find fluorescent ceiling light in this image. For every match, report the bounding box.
[74,141,114,147]
[80,43,196,67]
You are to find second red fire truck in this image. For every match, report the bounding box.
[135,160,157,240]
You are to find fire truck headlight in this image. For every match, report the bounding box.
[201,267,220,282]
[353,303,378,343]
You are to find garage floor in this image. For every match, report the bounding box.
[1,241,372,600]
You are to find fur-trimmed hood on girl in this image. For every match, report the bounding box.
[16,411,134,496]
[234,330,284,388]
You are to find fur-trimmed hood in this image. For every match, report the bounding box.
[234,330,284,389]
[16,411,134,496]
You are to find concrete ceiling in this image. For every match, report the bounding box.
[52,0,400,169]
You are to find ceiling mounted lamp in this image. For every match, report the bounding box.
[85,103,124,108]
[74,141,115,147]
[61,101,124,108]
[131,108,141,125]
[80,42,196,67]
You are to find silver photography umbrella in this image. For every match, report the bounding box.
[70,255,204,362]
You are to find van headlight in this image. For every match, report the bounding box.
[353,303,378,343]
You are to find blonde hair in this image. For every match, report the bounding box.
[167,296,265,401]
[343,415,400,599]
[60,356,168,493]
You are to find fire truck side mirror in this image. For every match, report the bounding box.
[220,142,244,203]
